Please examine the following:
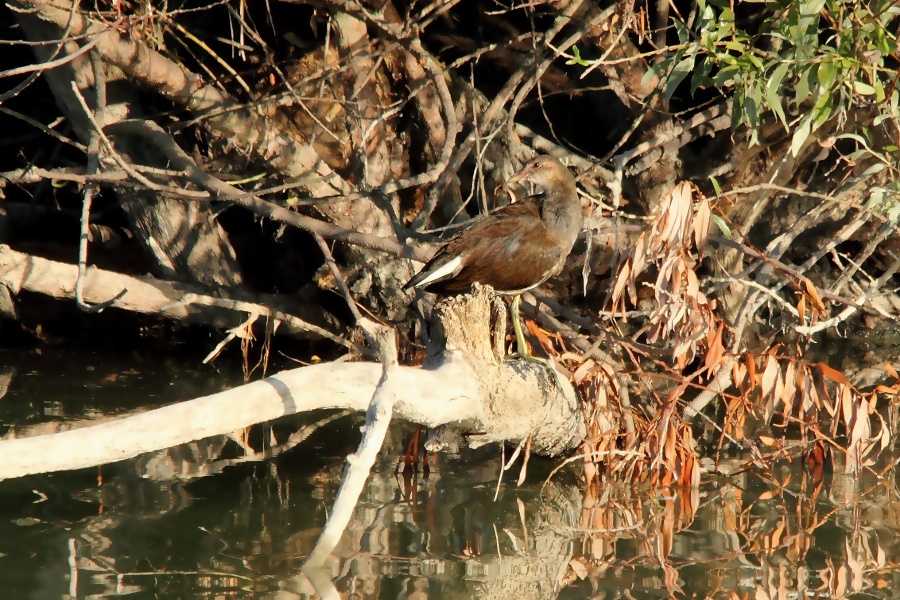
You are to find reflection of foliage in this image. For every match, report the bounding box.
[561,467,900,599]
[729,350,896,473]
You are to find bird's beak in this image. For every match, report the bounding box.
[507,167,531,186]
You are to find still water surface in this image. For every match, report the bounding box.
[0,346,898,599]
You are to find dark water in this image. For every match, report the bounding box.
[1,346,898,599]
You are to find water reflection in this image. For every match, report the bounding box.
[0,348,899,598]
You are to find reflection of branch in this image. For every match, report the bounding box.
[155,412,351,479]
[302,565,340,600]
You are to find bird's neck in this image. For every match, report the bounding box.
[540,186,582,243]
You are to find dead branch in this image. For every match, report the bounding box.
[304,319,398,566]
[15,0,348,194]
[13,6,245,288]
[0,245,347,346]
[115,120,427,262]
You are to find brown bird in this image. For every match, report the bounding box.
[404,155,582,359]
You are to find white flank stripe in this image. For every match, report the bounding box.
[415,256,463,287]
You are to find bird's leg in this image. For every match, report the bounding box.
[508,294,557,376]
[511,294,529,358]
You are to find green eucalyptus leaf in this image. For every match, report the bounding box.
[812,92,833,128]
[790,115,813,156]
[691,57,713,94]
[766,62,791,128]
[853,80,876,96]
[710,214,732,239]
[817,60,836,91]
[712,63,741,88]
[795,65,814,106]
[665,54,696,101]
[642,57,671,88]
[861,163,886,177]
[673,19,692,44]
[875,79,885,102]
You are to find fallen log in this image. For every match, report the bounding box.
[0,285,587,480]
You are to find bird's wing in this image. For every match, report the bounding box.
[445,218,562,293]
[404,202,542,291]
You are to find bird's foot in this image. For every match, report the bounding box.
[506,351,558,378]
[508,294,558,378]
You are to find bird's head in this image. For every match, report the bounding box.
[506,155,574,192]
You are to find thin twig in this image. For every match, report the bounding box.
[313,233,364,326]
[169,293,363,353]
[69,82,208,199]
[111,119,431,262]
[73,60,126,313]
[796,253,900,335]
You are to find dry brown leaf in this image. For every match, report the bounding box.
[761,355,779,400]
[568,558,589,580]
[525,319,556,355]
[781,361,796,405]
[801,277,827,313]
[631,233,647,277]
[747,354,758,388]
[874,384,900,394]
[773,369,784,418]
[572,359,596,385]
[872,415,891,462]
[686,264,700,298]
[693,197,711,254]
[611,261,631,307]
[733,359,747,388]
[819,362,851,386]
[840,385,854,429]
[884,362,899,380]
[703,323,725,374]
[850,400,871,448]
[758,435,777,447]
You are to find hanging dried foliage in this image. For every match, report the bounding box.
[611,182,718,371]
[570,179,897,491]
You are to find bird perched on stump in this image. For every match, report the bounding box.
[404,155,583,361]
